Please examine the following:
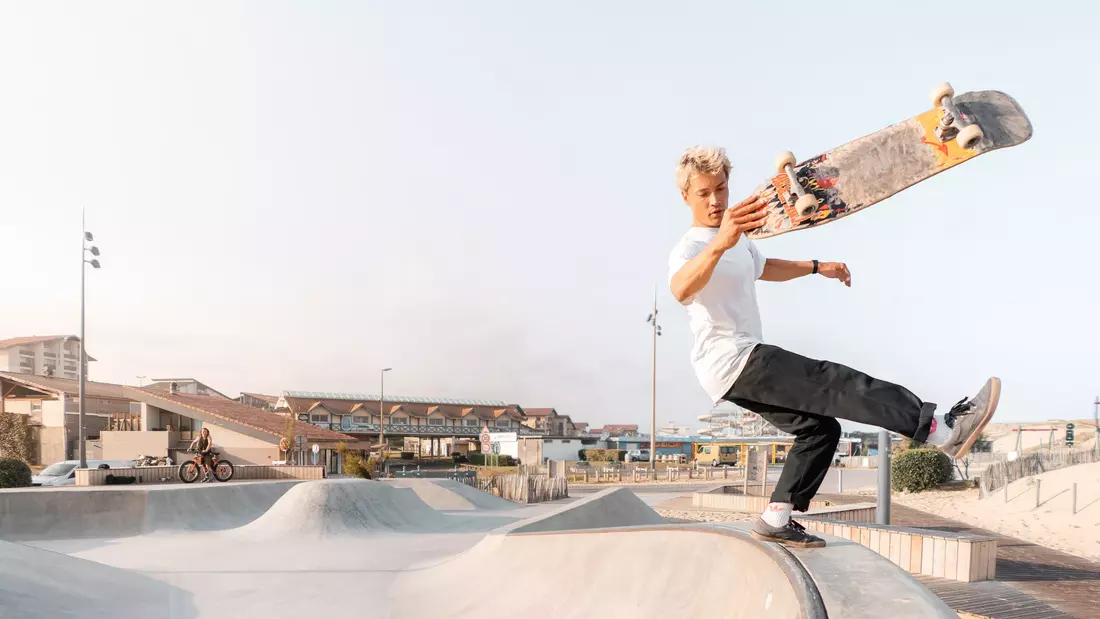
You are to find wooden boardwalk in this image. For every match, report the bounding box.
[887,502,1100,619]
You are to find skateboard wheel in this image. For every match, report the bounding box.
[795,193,819,216]
[929,82,954,106]
[956,123,983,149]
[775,151,797,175]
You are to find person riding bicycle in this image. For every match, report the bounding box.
[188,427,216,482]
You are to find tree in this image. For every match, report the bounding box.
[281,415,296,464]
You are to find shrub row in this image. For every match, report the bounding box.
[580,449,625,462]
[0,458,31,488]
[891,448,953,493]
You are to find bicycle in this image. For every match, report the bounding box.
[178,449,235,483]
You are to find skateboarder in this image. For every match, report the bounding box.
[667,145,1000,548]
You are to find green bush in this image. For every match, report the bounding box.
[468,453,515,466]
[336,442,371,479]
[0,458,32,488]
[343,452,371,479]
[891,449,953,493]
[581,449,625,462]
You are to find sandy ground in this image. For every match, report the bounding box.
[891,461,1100,562]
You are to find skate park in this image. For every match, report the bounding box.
[0,476,960,618]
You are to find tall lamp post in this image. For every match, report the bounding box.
[79,210,102,470]
[379,367,392,450]
[645,289,662,471]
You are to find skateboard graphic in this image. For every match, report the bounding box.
[747,82,1033,239]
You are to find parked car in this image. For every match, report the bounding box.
[624,449,650,463]
[31,459,137,487]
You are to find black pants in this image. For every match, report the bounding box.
[722,344,937,512]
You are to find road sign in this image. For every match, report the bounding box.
[1066,423,1075,447]
[480,427,491,452]
[295,434,306,448]
[312,444,320,455]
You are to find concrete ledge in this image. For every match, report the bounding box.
[798,519,998,582]
[75,465,325,486]
[692,487,832,513]
[803,503,877,523]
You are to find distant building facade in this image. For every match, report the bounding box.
[0,335,94,381]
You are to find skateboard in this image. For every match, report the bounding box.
[746,82,1032,239]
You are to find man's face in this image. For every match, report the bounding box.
[681,172,729,227]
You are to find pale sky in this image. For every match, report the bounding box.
[2,1,1097,433]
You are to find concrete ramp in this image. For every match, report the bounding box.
[0,481,300,541]
[394,522,959,619]
[508,487,665,534]
[385,478,517,510]
[393,526,815,619]
[0,540,195,619]
[228,479,504,539]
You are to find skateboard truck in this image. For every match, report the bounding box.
[774,151,819,217]
[930,82,984,149]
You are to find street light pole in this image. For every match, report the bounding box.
[1094,396,1099,456]
[645,288,662,472]
[79,208,101,470]
[379,367,392,449]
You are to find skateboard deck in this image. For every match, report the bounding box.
[746,86,1032,239]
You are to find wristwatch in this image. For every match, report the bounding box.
[812,259,819,274]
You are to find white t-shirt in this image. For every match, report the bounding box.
[667,227,767,405]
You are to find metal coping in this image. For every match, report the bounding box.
[282,391,510,407]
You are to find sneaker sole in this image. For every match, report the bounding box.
[750,529,827,548]
[950,377,1001,459]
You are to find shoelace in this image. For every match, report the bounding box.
[788,520,807,532]
[945,396,974,428]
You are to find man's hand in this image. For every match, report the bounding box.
[713,194,767,251]
[817,262,851,287]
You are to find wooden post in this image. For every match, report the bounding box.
[1035,479,1041,509]
[837,469,844,494]
[1004,482,1009,503]
[1072,482,1077,515]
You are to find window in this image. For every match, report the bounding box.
[464,419,479,427]
[310,414,329,423]
[392,416,408,425]
[43,352,56,359]
[352,415,369,424]
[31,401,42,413]
[19,348,34,357]
[429,418,444,426]
[495,419,510,427]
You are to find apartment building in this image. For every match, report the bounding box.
[0,335,94,381]
[521,408,578,436]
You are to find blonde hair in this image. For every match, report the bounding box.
[676,145,731,192]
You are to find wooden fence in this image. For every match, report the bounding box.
[978,448,1099,497]
[478,474,568,503]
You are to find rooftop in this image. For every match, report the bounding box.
[282,390,510,407]
[0,371,131,400]
[127,388,353,443]
[0,335,72,349]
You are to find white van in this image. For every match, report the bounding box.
[31,459,138,487]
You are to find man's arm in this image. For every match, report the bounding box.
[670,195,768,304]
[670,243,725,304]
[760,258,852,286]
